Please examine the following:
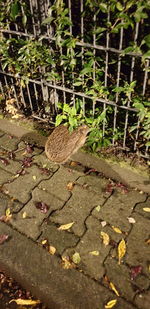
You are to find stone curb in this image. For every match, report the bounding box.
[0,119,149,193]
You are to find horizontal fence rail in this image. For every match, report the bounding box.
[0,0,149,158]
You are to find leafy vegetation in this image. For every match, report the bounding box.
[0,0,150,154]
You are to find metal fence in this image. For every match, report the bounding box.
[0,0,149,158]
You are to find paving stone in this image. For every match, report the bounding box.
[0,168,13,185]
[33,153,59,172]
[65,216,110,280]
[92,189,146,232]
[105,256,149,303]
[0,134,20,151]
[51,185,107,237]
[125,213,150,278]
[77,174,110,196]
[39,165,82,201]
[0,192,23,214]
[134,196,150,219]
[3,165,53,203]
[135,290,150,309]
[14,141,43,161]
[9,187,65,239]
[39,222,79,255]
[0,155,22,174]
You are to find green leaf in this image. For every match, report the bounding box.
[42,16,54,25]
[10,1,19,20]
[146,142,150,146]
[73,81,83,86]
[22,15,27,27]
[116,2,124,11]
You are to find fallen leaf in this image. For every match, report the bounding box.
[109,282,119,296]
[127,217,136,224]
[66,182,75,191]
[89,251,99,256]
[0,157,9,166]
[61,256,75,269]
[21,157,32,168]
[143,207,150,212]
[112,226,122,234]
[100,231,110,246]
[105,299,117,308]
[70,161,78,166]
[72,252,81,264]
[6,208,11,217]
[41,239,48,245]
[95,205,101,212]
[49,246,56,255]
[34,201,49,214]
[22,212,27,219]
[145,238,150,245]
[118,239,126,264]
[0,234,9,244]
[9,299,41,306]
[130,265,142,280]
[58,222,74,231]
[33,175,37,181]
[101,221,107,227]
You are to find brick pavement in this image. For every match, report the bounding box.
[0,124,149,309]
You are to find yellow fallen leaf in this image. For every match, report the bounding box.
[143,207,150,212]
[109,282,120,296]
[61,256,75,269]
[58,222,74,231]
[66,182,75,191]
[105,299,117,308]
[118,239,126,264]
[100,231,110,246]
[89,251,99,256]
[112,226,122,234]
[49,245,56,255]
[10,299,41,306]
[22,211,27,219]
[33,175,37,181]
[41,239,47,245]
[6,208,11,217]
[72,252,81,264]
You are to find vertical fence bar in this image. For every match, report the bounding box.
[68,0,75,106]
[103,9,110,136]
[112,24,124,145]
[80,0,85,115]
[123,22,139,148]
[92,13,96,116]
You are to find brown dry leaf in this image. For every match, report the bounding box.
[70,161,78,166]
[109,282,120,296]
[112,226,122,234]
[9,299,41,306]
[145,239,150,245]
[105,299,117,308]
[48,245,56,255]
[100,231,110,246]
[61,256,75,269]
[89,251,100,256]
[143,207,150,212]
[118,239,126,264]
[58,222,74,231]
[66,182,75,191]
